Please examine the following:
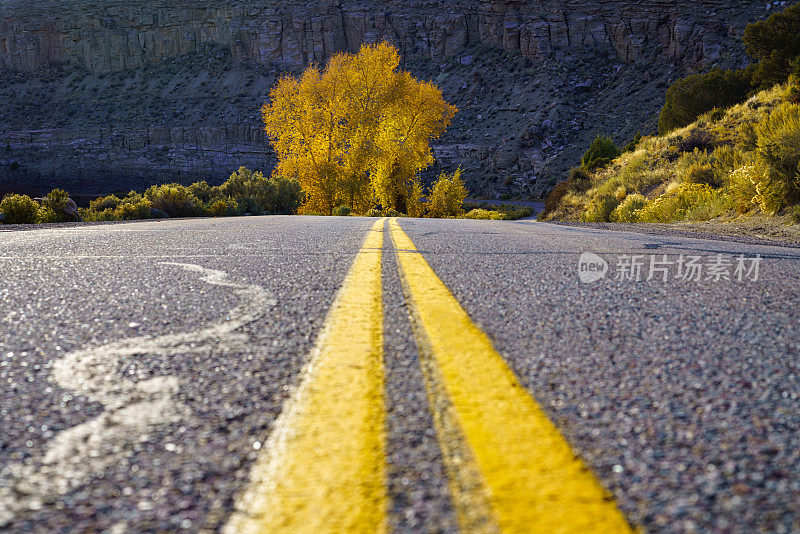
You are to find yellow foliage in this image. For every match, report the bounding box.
[427,168,468,218]
[262,42,456,214]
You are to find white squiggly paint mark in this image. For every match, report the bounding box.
[0,263,276,526]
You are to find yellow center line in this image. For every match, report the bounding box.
[389,218,633,533]
[224,218,387,534]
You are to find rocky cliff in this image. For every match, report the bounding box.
[0,0,788,199]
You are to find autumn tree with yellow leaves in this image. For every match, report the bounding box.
[261,42,456,215]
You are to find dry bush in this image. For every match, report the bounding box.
[0,194,39,224]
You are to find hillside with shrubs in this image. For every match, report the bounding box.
[0,167,304,225]
[541,3,800,226]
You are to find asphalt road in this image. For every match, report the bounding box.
[0,215,798,533]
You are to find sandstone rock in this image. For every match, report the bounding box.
[0,1,760,73]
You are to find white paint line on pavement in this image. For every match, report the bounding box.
[0,263,276,527]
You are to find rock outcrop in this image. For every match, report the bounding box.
[0,0,789,198]
[0,0,766,72]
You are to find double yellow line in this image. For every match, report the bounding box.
[226,218,632,533]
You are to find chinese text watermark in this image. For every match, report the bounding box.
[578,253,762,284]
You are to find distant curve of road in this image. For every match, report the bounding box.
[0,215,798,532]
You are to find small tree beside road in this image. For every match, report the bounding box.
[261,42,456,215]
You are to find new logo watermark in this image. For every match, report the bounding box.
[578,253,762,284]
[578,253,609,283]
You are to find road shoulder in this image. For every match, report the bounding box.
[544,217,800,248]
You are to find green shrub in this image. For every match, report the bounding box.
[729,155,790,214]
[42,188,70,213]
[793,55,800,83]
[752,51,799,91]
[712,145,746,175]
[502,207,534,220]
[35,189,73,223]
[540,167,593,219]
[89,194,122,212]
[36,207,62,223]
[463,208,505,220]
[787,204,800,223]
[334,205,352,216]
[755,176,790,214]
[121,190,144,203]
[703,107,727,123]
[684,192,730,221]
[658,68,753,134]
[615,152,669,192]
[581,135,620,171]
[114,199,153,220]
[609,194,648,222]
[233,197,262,215]
[81,208,117,222]
[728,159,767,212]
[219,167,260,198]
[582,193,620,222]
[567,166,593,192]
[637,183,716,222]
[789,84,800,105]
[675,128,718,153]
[683,162,723,188]
[756,102,800,202]
[200,198,239,217]
[271,175,304,214]
[736,121,760,151]
[788,56,800,103]
[542,180,571,218]
[744,3,800,89]
[188,181,216,203]
[145,184,198,217]
[219,167,303,215]
[365,208,383,217]
[427,168,468,218]
[0,194,39,224]
[463,202,534,220]
[83,193,134,221]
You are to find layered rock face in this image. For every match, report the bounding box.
[0,0,758,72]
[0,0,782,198]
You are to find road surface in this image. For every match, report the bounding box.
[0,216,798,533]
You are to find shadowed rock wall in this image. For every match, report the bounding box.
[0,0,786,198]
